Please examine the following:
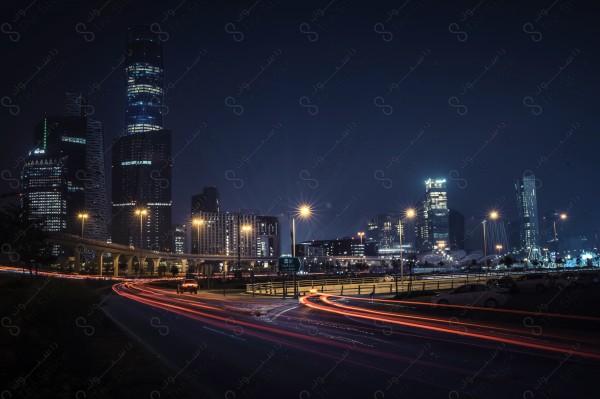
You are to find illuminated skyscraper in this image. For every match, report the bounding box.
[515,175,541,259]
[112,26,172,251]
[125,26,164,134]
[416,178,449,251]
[29,93,108,241]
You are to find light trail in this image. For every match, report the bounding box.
[300,294,600,360]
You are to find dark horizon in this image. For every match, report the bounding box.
[1,1,598,250]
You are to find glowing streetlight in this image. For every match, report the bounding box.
[553,213,567,265]
[134,208,148,249]
[193,218,204,254]
[397,208,416,297]
[77,213,89,239]
[483,211,499,258]
[292,204,312,257]
[495,244,503,254]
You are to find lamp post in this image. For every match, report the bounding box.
[78,213,89,239]
[483,211,499,274]
[396,208,416,297]
[192,218,204,254]
[291,204,311,298]
[553,213,567,267]
[241,224,253,296]
[135,208,147,274]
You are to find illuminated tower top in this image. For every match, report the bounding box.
[126,25,164,134]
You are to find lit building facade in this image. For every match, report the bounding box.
[515,175,541,259]
[112,26,172,251]
[29,93,108,241]
[417,178,449,251]
[191,211,280,259]
[173,224,187,254]
[21,149,68,234]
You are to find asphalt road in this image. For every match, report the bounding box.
[104,282,600,398]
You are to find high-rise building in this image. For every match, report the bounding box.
[417,178,449,251]
[191,187,220,214]
[515,174,541,259]
[29,93,108,241]
[191,211,280,261]
[448,208,465,250]
[173,224,187,254]
[112,26,172,251]
[21,148,68,234]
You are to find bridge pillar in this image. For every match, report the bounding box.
[181,259,188,274]
[139,256,147,275]
[112,253,121,277]
[95,251,104,277]
[151,258,161,276]
[74,247,81,272]
[125,256,133,274]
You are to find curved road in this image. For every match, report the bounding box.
[104,281,600,398]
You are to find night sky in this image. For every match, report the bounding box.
[1,0,598,249]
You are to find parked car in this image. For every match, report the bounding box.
[486,276,519,294]
[431,284,510,308]
[514,274,551,292]
[576,272,600,288]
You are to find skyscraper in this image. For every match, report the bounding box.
[448,208,465,250]
[29,93,108,241]
[111,26,172,251]
[21,149,68,234]
[516,175,541,259]
[191,187,220,214]
[417,178,449,251]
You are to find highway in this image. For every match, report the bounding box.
[107,281,600,398]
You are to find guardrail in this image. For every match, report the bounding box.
[245,267,600,297]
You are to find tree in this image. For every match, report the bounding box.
[170,265,179,276]
[158,265,167,277]
[503,256,514,268]
[0,203,56,268]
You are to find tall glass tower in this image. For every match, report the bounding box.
[515,175,541,260]
[126,25,164,134]
[112,26,172,253]
[417,178,449,250]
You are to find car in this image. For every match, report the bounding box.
[514,274,551,292]
[177,278,198,294]
[382,275,395,282]
[576,272,600,288]
[486,276,519,294]
[430,284,510,308]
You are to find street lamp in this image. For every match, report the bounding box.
[292,204,312,257]
[240,224,253,296]
[495,244,503,254]
[291,204,312,298]
[134,209,148,249]
[77,212,89,239]
[357,231,365,259]
[192,218,204,254]
[553,213,567,266]
[483,211,499,266]
[397,208,416,297]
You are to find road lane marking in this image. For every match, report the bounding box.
[272,305,300,320]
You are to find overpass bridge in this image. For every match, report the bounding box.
[46,233,277,277]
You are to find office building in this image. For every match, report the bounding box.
[29,93,108,241]
[112,26,172,251]
[190,211,280,262]
[515,175,541,259]
[21,148,68,234]
[191,186,220,214]
[417,178,449,251]
[448,208,465,250]
[173,224,187,254]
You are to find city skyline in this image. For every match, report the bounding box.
[1,1,597,249]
